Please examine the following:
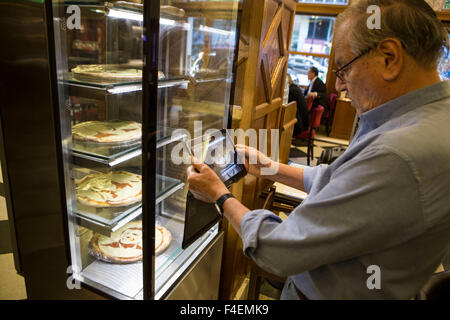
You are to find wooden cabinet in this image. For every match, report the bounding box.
[330,98,357,140]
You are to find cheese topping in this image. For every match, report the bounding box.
[72,64,165,81]
[72,64,142,80]
[72,121,142,143]
[76,171,142,207]
[98,222,143,260]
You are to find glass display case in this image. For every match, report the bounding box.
[49,0,240,299]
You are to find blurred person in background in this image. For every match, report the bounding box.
[287,73,309,135]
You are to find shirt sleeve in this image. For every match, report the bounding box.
[302,164,328,193]
[240,146,425,277]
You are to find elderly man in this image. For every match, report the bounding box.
[187,0,450,299]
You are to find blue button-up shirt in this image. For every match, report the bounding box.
[241,81,450,299]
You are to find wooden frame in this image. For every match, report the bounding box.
[296,2,350,16]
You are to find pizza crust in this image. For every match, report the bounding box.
[155,225,172,255]
[76,171,142,208]
[90,221,172,263]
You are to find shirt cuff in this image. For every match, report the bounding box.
[302,165,316,193]
[240,209,282,257]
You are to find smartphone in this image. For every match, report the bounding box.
[185,129,247,187]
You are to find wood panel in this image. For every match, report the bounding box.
[219,0,297,300]
[279,101,297,165]
[329,98,356,140]
[296,3,349,16]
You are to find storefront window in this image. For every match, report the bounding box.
[287,54,329,86]
[288,15,335,86]
[290,15,334,54]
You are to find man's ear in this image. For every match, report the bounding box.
[377,38,403,81]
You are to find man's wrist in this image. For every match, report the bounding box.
[214,188,230,202]
[215,193,235,215]
[221,196,237,214]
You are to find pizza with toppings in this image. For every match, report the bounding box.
[90,221,172,263]
[72,64,142,82]
[76,171,142,207]
[71,64,165,82]
[72,121,141,144]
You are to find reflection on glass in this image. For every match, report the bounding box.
[438,33,449,81]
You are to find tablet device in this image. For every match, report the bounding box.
[186,129,247,187]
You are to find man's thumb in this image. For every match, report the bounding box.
[190,156,204,170]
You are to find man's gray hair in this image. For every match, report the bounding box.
[336,0,449,69]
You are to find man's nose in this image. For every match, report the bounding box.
[335,77,347,92]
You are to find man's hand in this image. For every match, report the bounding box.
[307,91,318,98]
[187,156,229,203]
[235,144,275,178]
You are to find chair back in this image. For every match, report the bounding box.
[306,95,314,111]
[329,93,338,112]
[311,105,325,129]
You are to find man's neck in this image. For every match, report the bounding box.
[389,69,441,103]
[361,69,442,116]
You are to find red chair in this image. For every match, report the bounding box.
[325,93,338,136]
[306,95,314,112]
[294,105,325,165]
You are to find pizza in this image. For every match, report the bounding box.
[72,64,142,81]
[76,171,142,207]
[90,221,172,263]
[71,64,165,82]
[72,121,141,144]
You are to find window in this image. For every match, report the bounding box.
[297,0,349,5]
[445,0,450,9]
[288,14,335,86]
[438,31,450,81]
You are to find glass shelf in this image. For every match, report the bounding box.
[72,140,141,168]
[75,174,184,236]
[66,74,189,94]
[71,129,187,168]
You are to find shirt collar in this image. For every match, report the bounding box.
[359,81,450,128]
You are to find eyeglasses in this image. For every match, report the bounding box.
[333,48,372,82]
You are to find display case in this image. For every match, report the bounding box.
[55,0,239,300]
[0,0,239,300]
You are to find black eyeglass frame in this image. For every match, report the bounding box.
[332,48,373,82]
